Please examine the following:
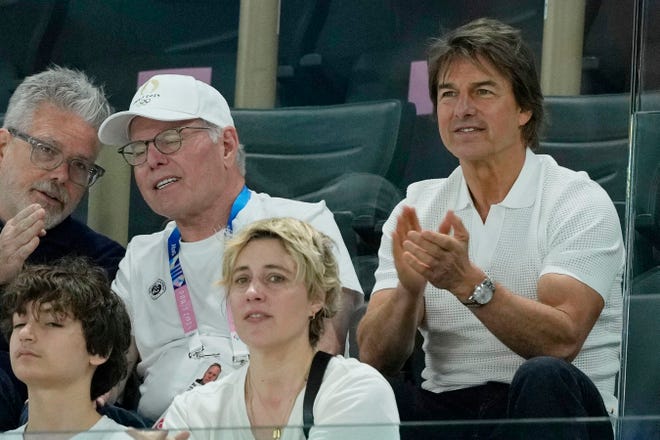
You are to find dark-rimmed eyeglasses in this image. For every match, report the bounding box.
[117,126,212,167]
[7,128,105,188]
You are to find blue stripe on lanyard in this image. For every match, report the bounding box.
[227,185,251,233]
[167,186,251,352]
[167,185,251,284]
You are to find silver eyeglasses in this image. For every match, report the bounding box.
[117,126,212,166]
[8,128,105,187]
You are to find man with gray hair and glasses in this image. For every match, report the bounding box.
[0,66,126,430]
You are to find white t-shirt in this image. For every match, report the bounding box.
[373,149,624,414]
[161,355,400,440]
[3,415,131,439]
[112,190,362,420]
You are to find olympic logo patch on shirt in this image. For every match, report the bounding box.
[148,278,167,300]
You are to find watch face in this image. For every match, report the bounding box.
[474,281,494,304]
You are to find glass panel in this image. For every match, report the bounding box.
[635,0,660,96]
[621,0,660,424]
[4,418,660,438]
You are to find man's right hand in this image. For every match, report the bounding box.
[357,206,428,374]
[0,204,46,285]
[393,206,427,298]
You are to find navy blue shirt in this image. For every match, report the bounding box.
[0,216,125,360]
[0,215,125,349]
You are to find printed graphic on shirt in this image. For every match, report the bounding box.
[187,362,222,390]
[148,278,167,300]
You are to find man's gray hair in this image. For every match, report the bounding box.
[3,65,112,132]
[205,121,247,176]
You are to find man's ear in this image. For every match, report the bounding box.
[222,126,240,158]
[518,108,533,127]
[0,129,11,160]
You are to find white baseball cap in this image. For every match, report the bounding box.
[98,74,234,146]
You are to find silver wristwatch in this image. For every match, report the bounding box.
[463,277,495,308]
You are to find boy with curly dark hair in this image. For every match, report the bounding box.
[1,257,132,438]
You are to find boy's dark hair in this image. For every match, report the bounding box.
[427,17,544,150]
[0,256,131,400]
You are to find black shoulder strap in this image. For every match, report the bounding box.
[302,351,332,438]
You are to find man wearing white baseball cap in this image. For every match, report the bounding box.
[98,74,363,423]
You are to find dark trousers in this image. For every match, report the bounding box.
[397,356,614,440]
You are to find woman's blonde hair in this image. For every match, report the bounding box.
[222,217,341,347]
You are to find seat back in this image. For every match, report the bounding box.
[233,100,414,295]
[540,93,631,206]
[233,99,414,199]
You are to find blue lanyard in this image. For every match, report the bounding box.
[168,185,251,270]
[167,186,251,359]
[227,185,251,233]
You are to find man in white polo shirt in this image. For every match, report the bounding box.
[358,18,623,440]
